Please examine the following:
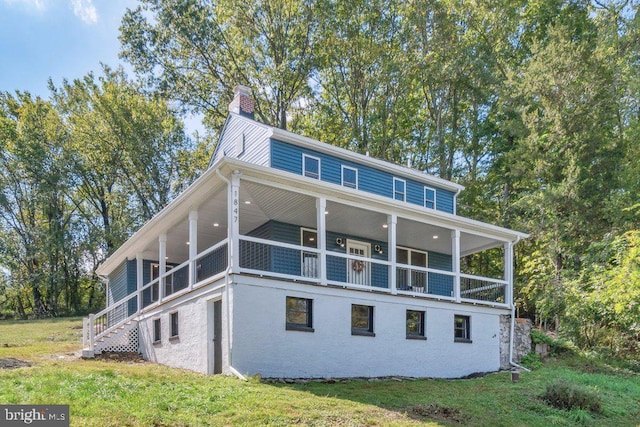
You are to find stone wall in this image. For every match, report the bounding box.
[499,315,533,369]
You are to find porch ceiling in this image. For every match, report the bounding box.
[141,188,229,263]
[236,182,503,256]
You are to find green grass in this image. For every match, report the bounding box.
[1,318,639,426]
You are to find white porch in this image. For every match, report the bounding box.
[83,159,524,355]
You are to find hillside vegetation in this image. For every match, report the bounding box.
[1,318,639,426]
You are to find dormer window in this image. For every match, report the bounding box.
[393,178,406,201]
[303,154,320,179]
[341,165,358,189]
[424,187,436,209]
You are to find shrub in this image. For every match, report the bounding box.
[541,380,602,414]
[531,329,573,355]
[520,352,543,369]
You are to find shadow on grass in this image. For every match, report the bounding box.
[263,376,493,425]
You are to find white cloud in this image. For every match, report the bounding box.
[70,0,97,25]
[2,0,47,10]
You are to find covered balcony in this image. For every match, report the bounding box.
[86,164,520,347]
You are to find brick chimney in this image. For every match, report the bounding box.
[228,85,255,119]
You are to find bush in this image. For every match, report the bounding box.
[541,380,602,414]
[531,329,574,355]
[520,352,543,369]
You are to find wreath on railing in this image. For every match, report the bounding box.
[352,260,365,273]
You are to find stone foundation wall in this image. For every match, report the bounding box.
[499,315,533,369]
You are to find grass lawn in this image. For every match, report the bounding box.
[1,318,639,426]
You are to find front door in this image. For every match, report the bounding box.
[208,299,222,374]
[347,240,370,286]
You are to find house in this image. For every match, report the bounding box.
[82,86,528,379]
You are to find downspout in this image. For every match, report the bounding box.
[453,187,462,216]
[215,168,247,381]
[509,236,530,372]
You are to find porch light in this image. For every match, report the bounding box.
[382,224,388,229]
[336,237,344,247]
[244,200,251,204]
[324,210,329,215]
[186,241,190,245]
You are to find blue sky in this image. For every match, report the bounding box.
[0,0,136,97]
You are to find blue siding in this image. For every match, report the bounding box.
[243,220,388,287]
[436,188,455,214]
[271,139,455,213]
[429,252,454,296]
[108,261,128,304]
[126,260,137,316]
[108,260,138,315]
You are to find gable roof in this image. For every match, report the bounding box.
[210,113,464,194]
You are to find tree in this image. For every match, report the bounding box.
[51,67,193,255]
[119,0,321,131]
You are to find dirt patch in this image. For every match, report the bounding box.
[0,357,33,369]
[94,351,145,362]
[407,403,468,424]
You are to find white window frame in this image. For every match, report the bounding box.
[341,165,358,189]
[454,314,472,343]
[302,154,321,180]
[393,178,406,202]
[424,186,436,209]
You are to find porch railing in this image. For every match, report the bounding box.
[460,273,507,304]
[84,239,229,353]
[396,263,456,300]
[86,235,510,352]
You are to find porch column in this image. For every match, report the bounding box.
[316,197,327,285]
[189,210,198,290]
[159,233,167,303]
[388,214,397,294]
[504,241,514,308]
[228,171,241,273]
[452,229,461,302]
[136,253,143,312]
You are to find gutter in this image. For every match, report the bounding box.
[215,167,247,382]
[508,236,530,373]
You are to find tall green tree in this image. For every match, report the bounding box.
[51,67,192,253]
[120,0,321,131]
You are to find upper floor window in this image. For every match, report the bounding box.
[424,187,436,209]
[341,165,358,189]
[303,154,320,179]
[393,178,406,201]
[286,296,314,332]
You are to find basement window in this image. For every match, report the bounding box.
[406,310,426,340]
[170,311,179,339]
[286,297,314,332]
[454,315,472,343]
[351,304,374,336]
[153,318,161,343]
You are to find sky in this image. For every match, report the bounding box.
[0,0,206,133]
[0,0,137,97]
